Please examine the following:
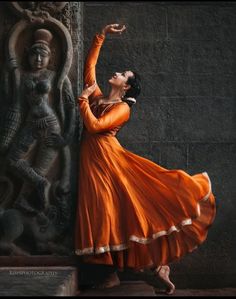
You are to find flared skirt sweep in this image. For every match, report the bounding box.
[75,134,216,270]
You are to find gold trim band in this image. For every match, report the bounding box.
[75,172,212,256]
[202,172,212,201]
[75,218,193,256]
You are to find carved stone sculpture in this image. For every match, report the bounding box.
[0,2,77,255]
[7,28,75,212]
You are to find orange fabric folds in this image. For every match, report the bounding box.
[75,122,216,269]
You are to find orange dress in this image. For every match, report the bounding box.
[75,34,216,270]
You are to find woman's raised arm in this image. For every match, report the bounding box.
[83,24,126,103]
[83,34,104,102]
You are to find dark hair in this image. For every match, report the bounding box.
[123,71,141,107]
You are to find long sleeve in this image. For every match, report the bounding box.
[79,100,130,134]
[83,34,105,102]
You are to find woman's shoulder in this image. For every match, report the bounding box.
[113,101,130,111]
[105,101,130,116]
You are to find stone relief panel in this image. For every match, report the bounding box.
[0,2,81,256]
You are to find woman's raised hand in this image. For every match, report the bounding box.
[101,24,126,35]
[80,82,97,99]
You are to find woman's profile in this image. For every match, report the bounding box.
[75,24,216,294]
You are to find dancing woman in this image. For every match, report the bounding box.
[75,24,216,294]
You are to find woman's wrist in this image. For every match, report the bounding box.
[100,30,106,36]
[101,26,108,36]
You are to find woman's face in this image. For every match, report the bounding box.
[29,49,50,71]
[109,70,133,88]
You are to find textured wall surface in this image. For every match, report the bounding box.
[83,1,236,287]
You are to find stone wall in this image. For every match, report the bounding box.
[83,1,236,287]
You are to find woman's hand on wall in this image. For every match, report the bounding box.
[80,82,97,100]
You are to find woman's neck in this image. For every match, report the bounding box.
[107,88,123,103]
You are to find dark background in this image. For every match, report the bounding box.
[0,1,234,290]
[83,1,236,288]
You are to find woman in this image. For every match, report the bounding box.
[75,24,216,294]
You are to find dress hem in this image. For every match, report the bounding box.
[75,171,212,256]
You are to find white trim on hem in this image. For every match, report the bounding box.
[75,172,212,256]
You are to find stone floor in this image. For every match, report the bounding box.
[0,267,236,296]
[78,281,236,297]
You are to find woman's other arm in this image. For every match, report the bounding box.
[79,98,130,134]
[78,82,130,133]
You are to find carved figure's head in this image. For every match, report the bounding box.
[28,29,53,71]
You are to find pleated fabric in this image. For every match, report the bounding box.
[75,128,216,270]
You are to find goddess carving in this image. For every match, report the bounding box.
[5,28,75,213]
[0,2,76,255]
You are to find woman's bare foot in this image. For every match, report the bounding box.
[155,265,175,295]
[97,272,120,289]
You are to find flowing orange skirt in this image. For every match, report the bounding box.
[75,133,216,270]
